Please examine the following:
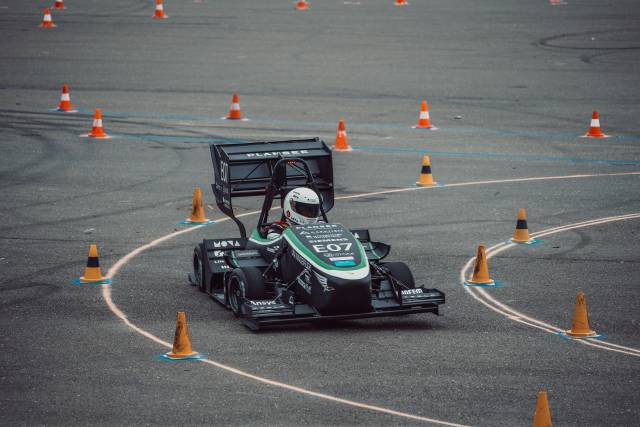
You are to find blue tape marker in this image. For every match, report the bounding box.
[158,353,205,362]
[463,280,503,288]
[555,331,606,340]
[177,220,216,226]
[72,278,112,285]
[509,238,542,246]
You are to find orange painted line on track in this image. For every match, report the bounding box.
[461,213,640,358]
[101,171,640,424]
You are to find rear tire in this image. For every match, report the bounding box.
[381,262,415,289]
[193,247,206,292]
[227,267,266,317]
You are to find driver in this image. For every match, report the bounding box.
[267,187,321,239]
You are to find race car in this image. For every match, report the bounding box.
[188,138,445,330]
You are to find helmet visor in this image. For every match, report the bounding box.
[291,201,320,219]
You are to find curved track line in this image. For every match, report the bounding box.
[461,213,640,357]
[101,171,640,425]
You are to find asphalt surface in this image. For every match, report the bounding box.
[1,0,639,425]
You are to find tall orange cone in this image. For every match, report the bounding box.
[187,187,209,223]
[566,292,598,337]
[531,391,553,427]
[295,0,309,10]
[511,208,532,243]
[394,0,408,5]
[412,100,437,130]
[152,0,168,19]
[82,108,110,138]
[78,244,109,283]
[39,8,56,28]
[332,119,353,151]
[163,311,201,360]
[466,245,495,285]
[581,111,609,138]
[55,84,77,113]
[224,92,246,120]
[53,0,66,10]
[416,155,437,186]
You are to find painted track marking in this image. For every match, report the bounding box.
[460,213,640,357]
[102,171,640,425]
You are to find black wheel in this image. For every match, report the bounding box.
[193,247,206,292]
[227,267,266,317]
[381,261,415,289]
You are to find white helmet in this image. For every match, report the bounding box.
[283,187,321,225]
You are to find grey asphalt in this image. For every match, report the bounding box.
[1,0,639,425]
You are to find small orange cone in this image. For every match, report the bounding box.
[295,0,309,10]
[332,119,353,151]
[394,0,408,5]
[187,187,209,223]
[153,0,168,19]
[224,92,246,120]
[39,8,56,28]
[83,108,110,138]
[53,0,66,10]
[163,311,200,360]
[55,84,77,113]
[466,245,495,285]
[511,208,532,243]
[566,292,598,338]
[581,111,609,138]
[412,100,437,130]
[416,155,437,186]
[531,391,553,427]
[79,244,108,283]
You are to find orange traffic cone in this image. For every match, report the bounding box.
[153,0,168,19]
[531,391,553,427]
[416,155,437,186]
[412,100,437,130]
[55,84,77,113]
[332,119,353,151]
[295,0,309,10]
[186,187,209,223]
[223,92,247,120]
[581,111,609,138]
[77,244,110,284]
[466,245,495,285]
[511,208,532,243]
[163,312,201,360]
[394,0,408,5]
[53,0,66,10]
[566,292,598,337]
[39,8,56,28]
[82,108,110,139]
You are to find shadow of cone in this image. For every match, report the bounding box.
[416,155,437,186]
[511,208,532,243]
[465,245,496,286]
[532,391,553,427]
[162,312,201,360]
[332,119,352,151]
[566,292,598,337]
[74,244,112,285]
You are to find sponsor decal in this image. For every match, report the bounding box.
[249,300,277,306]
[401,288,424,295]
[212,240,242,248]
[266,245,280,254]
[290,248,312,270]
[214,250,224,257]
[334,260,356,267]
[220,160,229,183]
[312,243,353,253]
[245,150,309,158]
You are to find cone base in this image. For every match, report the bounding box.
[580,133,610,139]
[178,219,214,226]
[39,23,57,28]
[80,133,112,139]
[161,352,202,361]
[416,180,437,187]
[74,277,112,285]
[221,116,249,121]
[412,125,438,130]
[565,329,598,338]
[510,237,541,245]
[464,279,498,287]
[53,6,66,10]
[332,145,353,151]
[53,108,78,113]
[153,14,168,19]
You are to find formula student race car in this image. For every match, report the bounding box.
[188,138,445,330]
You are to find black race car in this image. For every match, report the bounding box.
[188,138,445,330]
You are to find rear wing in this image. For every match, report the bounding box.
[210,138,334,237]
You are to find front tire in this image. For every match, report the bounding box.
[381,261,415,289]
[227,267,266,317]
